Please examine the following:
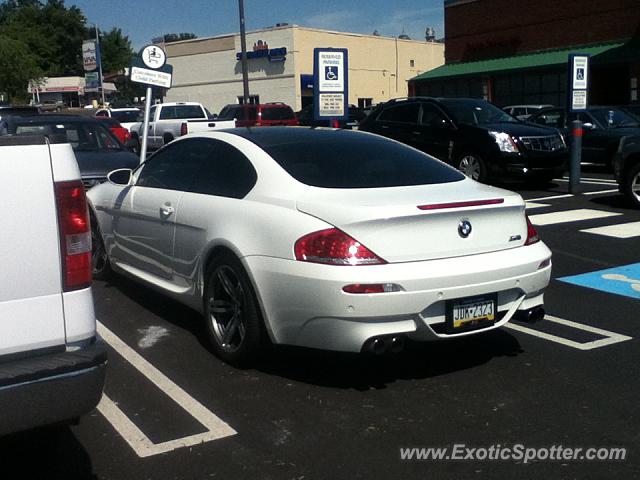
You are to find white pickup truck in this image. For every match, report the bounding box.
[0,135,106,435]
[129,101,235,152]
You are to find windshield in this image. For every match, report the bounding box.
[440,99,519,125]
[590,108,640,128]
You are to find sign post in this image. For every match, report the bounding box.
[129,45,173,162]
[567,54,590,193]
[313,48,349,127]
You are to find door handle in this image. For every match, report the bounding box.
[411,131,421,136]
[160,204,175,217]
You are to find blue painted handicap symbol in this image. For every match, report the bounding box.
[325,66,338,81]
[559,262,640,300]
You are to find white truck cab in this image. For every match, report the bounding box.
[0,135,106,436]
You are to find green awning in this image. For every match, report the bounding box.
[411,42,627,82]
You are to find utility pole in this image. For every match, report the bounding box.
[95,24,105,106]
[238,0,250,104]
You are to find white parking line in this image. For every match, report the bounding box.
[581,221,640,238]
[562,176,617,184]
[526,193,573,202]
[582,188,620,196]
[525,202,550,210]
[97,322,237,458]
[504,315,632,350]
[529,208,622,226]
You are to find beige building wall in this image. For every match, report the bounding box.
[292,26,444,108]
[165,25,444,113]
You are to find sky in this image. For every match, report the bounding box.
[67,0,445,50]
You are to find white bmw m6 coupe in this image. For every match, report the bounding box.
[88,127,551,365]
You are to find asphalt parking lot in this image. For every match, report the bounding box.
[2,169,639,480]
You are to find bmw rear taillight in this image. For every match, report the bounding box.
[294,228,386,266]
[55,181,92,291]
[525,215,540,245]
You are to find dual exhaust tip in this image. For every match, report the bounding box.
[514,306,545,323]
[363,335,406,355]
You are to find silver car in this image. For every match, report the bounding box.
[88,128,552,365]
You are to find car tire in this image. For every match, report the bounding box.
[458,153,488,183]
[91,220,111,280]
[204,252,265,366]
[622,162,640,208]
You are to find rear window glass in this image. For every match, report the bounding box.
[111,110,139,123]
[261,106,295,121]
[259,132,464,188]
[159,105,206,120]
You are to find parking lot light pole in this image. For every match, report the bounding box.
[569,120,583,193]
[238,0,250,104]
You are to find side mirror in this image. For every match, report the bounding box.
[582,122,595,130]
[107,168,133,186]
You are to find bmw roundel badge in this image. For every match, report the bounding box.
[458,219,472,238]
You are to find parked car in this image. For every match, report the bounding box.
[217,102,299,127]
[96,116,132,144]
[619,104,640,121]
[95,107,140,131]
[3,115,140,188]
[527,106,640,168]
[88,127,551,366]
[37,99,65,112]
[296,104,367,129]
[0,105,40,134]
[0,134,106,436]
[129,102,234,152]
[358,97,567,183]
[503,104,554,120]
[613,134,640,208]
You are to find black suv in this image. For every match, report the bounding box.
[528,106,640,168]
[358,97,567,183]
[613,135,640,208]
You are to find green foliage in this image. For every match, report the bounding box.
[164,32,198,43]
[0,34,41,102]
[100,27,133,73]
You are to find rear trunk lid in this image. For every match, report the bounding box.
[296,179,527,263]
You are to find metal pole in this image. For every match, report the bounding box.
[569,119,582,193]
[139,86,152,163]
[238,0,250,104]
[95,25,105,107]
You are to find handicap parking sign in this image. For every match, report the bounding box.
[559,262,640,300]
[325,66,339,81]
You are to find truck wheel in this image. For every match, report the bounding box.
[622,162,640,208]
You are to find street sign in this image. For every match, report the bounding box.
[130,46,173,89]
[568,54,590,112]
[82,40,98,71]
[84,72,100,92]
[313,48,349,121]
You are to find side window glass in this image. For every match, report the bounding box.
[377,103,420,124]
[191,140,257,199]
[420,104,449,127]
[136,140,202,191]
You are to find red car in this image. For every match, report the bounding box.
[96,116,131,144]
[217,102,299,127]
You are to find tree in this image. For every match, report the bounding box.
[163,32,197,43]
[0,0,87,75]
[0,34,41,102]
[99,27,133,74]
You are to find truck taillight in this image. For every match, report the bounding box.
[55,181,92,291]
[180,122,188,136]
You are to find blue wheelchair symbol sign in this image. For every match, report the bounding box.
[559,262,640,300]
[325,66,339,81]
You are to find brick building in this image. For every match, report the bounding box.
[409,0,640,107]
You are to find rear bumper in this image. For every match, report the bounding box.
[245,241,552,352]
[0,339,107,436]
